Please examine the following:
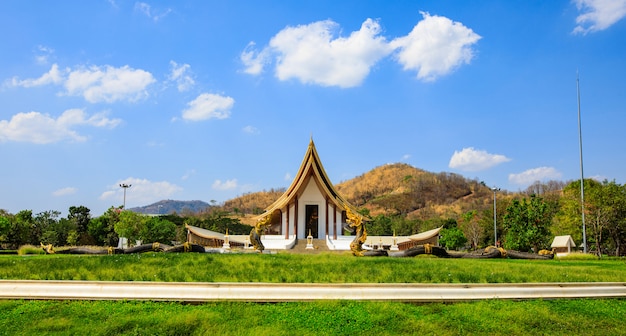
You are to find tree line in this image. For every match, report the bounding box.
[0,206,251,250]
[1,179,624,256]
[365,179,626,256]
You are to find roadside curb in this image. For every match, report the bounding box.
[1,281,625,302]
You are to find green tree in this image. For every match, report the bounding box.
[584,180,626,256]
[439,227,467,250]
[139,217,177,244]
[198,209,249,235]
[459,210,482,249]
[367,214,393,235]
[502,195,553,252]
[600,181,626,256]
[7,210,33,248]
[0,212,10,244]
[40,229,58,245]
[66,230,79,246]
[53,218,78,246]
[33,210,60,245]
[556,179,626,256]
[88,206,122,246]
[114,211,144,245]
[553,181,586,245]
[68,206,91,232]
[364,214,422,236]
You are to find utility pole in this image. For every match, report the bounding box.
[119,183,132,209]
[492,187,500,246]
[577,72,587,253]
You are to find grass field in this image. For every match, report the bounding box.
[2,298,626,335]
[1,252,625,335]
[1,252,625,283]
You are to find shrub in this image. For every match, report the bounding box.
[17,245,46,255]
[556,253,599,260]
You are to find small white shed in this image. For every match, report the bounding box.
[551,235,577,256]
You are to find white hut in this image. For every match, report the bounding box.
[551,235,577,256]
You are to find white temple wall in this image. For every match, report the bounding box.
[297,179,326,239]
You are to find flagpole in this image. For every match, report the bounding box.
[577,71,587,254]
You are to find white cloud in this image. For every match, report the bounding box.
[242,125,259,134]
[167,60,195,92]
[449,147,511,172]
[212,179,238,191]
[64,65,155,103]
[573,0,626,34]
[0,109,121,144]
[8,63,65,87]
[242,15,480,86]
[589,174,608,181]
[182,93,234,121]
[509,167,563,186]
[390,12,481,81]
[240,42,270,75]
[6,64,155,104]
[35,45,55,65]
[134,2,172,22]
[181,169,196,181]
[99,177,182,206]
[284,172,292,181]
[269,18,392,87]
[52,187,77,197]
[401,154,411,161]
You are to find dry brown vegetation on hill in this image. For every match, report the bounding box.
[336,163,495,219]
[222,163,499,222]
[222,188,286,215]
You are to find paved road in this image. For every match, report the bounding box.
[1,280,625,302]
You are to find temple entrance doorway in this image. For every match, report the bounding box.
[305,205,319,238]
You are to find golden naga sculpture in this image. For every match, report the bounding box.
[41,242,55,254]
[250,214,272,252]
[346,207,367,256]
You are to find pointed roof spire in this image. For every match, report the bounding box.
[256,138,360,219]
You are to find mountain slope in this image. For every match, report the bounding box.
[336,163,492,218]
[129,200,211,215]
[222,163,495,220]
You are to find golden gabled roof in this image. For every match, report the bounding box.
[256,138,359,219]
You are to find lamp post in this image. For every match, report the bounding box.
[119,183,132,209]
[577,73,587,253]
[492,187,500,247]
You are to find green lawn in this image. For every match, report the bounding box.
[1,252,625,283]
[1,299,626,335]
[1,253,625,335]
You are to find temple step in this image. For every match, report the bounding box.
[289,239,330,253]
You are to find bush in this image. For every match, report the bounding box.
[17,245,46,255]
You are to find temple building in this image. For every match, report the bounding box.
[186,139,441,251]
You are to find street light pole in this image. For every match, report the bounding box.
[492,187,500,247]
[119,183,132,209]
[577,72,587,253]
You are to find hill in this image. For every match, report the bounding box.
[222,163,497,221]
[222,188,285,215]
[336,163,494,219]
[129,200,211,215]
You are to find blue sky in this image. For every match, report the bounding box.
[1,0,625,216]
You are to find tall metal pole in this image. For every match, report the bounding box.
[492,187,499,246]
[577,72,587,253]
[119,183,132,209]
